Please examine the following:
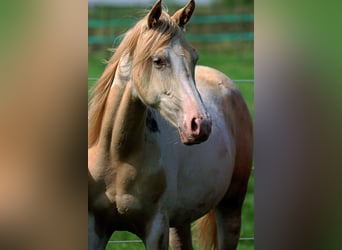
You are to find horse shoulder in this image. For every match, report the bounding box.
[195,64,251,140]
[195,65,239,139]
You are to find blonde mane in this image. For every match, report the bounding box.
[88,10,180,147]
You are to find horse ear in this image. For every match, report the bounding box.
[147,0,162,28]
[172,0,195,29]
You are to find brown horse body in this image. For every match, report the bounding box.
[88,1,252,249]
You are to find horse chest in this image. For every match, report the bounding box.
[158,127,235,223]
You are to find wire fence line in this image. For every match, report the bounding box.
[108,237,254,245]
[88,77,254,83]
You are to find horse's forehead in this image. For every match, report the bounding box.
[169,37,194,56]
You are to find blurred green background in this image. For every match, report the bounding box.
[88,0,253,249]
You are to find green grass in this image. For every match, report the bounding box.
[89,41,254,250]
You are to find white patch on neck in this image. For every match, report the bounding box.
[111,52,132,88]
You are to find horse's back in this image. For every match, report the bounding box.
[195,65,237,99]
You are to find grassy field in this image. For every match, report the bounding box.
[89,3,254,249]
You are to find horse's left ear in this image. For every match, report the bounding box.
[172,0,195,29]
[147,0,162,28]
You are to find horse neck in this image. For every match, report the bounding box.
[97,69,147,162]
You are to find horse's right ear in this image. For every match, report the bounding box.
[147,0,162,28]
[172,0,195,29]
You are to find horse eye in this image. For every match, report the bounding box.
[152,57,164,68]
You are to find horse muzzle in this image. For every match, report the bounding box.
[178,114,212,145]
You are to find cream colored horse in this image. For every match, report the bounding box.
[88,0,253,249]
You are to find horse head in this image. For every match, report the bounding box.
[130,0,212,145]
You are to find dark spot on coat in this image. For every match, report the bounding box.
[146,110,160,133]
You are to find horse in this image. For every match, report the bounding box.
[88,0,253,249]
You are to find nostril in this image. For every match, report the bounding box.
[191,118,198,132]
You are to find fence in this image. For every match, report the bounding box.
[88,13,254,45]
[107,237,254,245]
[108,237,255,244]
[88,78,253,82]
